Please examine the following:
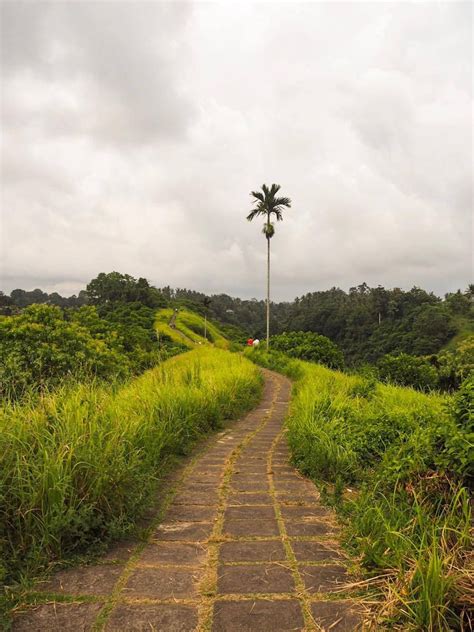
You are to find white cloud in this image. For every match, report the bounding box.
[1,1,472,300]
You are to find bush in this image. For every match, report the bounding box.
[378,352,439,391]
[0,303,185,402]
[437,337,474,390]
[0,305,129,400]
[270,331,344,369]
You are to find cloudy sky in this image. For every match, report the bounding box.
[1,1,472,300]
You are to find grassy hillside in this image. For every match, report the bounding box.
[155,308,229,349]
[441,315,474,352]
[0,347,262,590]
[247,349,472,630]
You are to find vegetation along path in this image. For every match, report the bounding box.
[12,370,363,631]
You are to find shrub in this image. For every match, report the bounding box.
[0,305,129,400]
[270,331,344,369]
[437,337,474,390]
[378,352,439,391]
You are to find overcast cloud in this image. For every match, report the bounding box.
[1,1,472,300]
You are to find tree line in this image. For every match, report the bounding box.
[1,273,472,392]
[165,283,473,362]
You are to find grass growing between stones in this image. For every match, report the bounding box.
[247,349,472,631]
[0,348,262,605]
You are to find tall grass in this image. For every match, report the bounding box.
[177,310,229,349]
[248,349,472,630]
[155,308,229,349]
[0,348,262,587]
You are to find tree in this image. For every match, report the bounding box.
[86,272,165,308]
[247,183,291,350]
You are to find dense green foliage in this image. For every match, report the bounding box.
[86,271,166,308]
[270,331,344,369]
[162,284,473,366]
[0,288,88,311]
[0,348,262,587]
[375,336,474,392]
[0,305,129,400]
[248,349,472,630]
[3,276,472,366]
[437,337,474,390]
[0,302,181,401]
[98,301,182,371]
[377,353,439,391]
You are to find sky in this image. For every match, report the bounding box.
[1,1,472,301]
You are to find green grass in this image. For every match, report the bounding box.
[246,349,472,630]
[155,308,229,349]
[0,347,262,591]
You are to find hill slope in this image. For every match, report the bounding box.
[440,314,474,352]
[155,308,229,349]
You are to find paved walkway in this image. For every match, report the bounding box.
[12,370,362,631]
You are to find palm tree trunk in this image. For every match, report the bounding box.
[266,234,270,351]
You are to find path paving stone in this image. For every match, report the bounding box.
[37,565,122,596]
[105,604,198,631]
[124,567,201,599]
[138,542,207,566]
[223,517,280,537]
[153,521,213,541]
[219,540,286,562]
[165,504,217,522]
[12,369,363,631]
[225,505,276,520]
[231,479,269,491]
[300,564,350,593]
[212,600,304,631]
[227,491,273,505]
[12,602,103,632]
[280,505,331,520]
[173,489,219,505]
[285,520,336,537]
[217,563,295,594]
[291,540,345,563]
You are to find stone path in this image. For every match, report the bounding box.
[12,370,363,631]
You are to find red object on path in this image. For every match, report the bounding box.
[247,338,254,346]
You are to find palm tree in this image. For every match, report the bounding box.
[247,183,291,350]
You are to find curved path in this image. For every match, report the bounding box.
[12,370,362,631]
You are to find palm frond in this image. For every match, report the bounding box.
[274,196,291,208]
[247,208,263,221]
[250,191,265,203]
[247,183,291,224]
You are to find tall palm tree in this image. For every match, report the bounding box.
[247,183,291,350]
